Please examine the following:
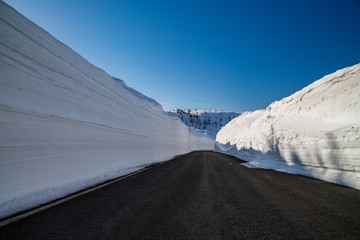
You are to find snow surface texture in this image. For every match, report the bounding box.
[216,63,360,189]
[0,2,213,218]
[166,109,240,138]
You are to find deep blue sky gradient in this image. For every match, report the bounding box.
[4,0,360,112]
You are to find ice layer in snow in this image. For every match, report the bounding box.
[215,63,360,189]
[0,2,213,218]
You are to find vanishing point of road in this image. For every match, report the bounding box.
[1,151,359,239]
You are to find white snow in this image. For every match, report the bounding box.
[0,2,213,219]
[216,63,360,190]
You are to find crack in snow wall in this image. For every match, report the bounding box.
[216,64,360,190]
[0,2,214,218]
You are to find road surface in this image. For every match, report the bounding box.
[1,151,360,239]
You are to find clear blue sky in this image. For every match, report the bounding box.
[4,0,360,112]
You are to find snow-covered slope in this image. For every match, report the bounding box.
[167,109,240,137]
[0,2,213,218]
[216,63,360,189]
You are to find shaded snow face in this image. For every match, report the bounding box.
[0,2,213,218]
[216,63,360,190]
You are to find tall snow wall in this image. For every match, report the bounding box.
[0,2,213,218]
[216,63,360,190]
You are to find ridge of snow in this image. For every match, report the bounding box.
[216,63,360,190]
[112,77,163,112]
[267,64,360,125]
[0,2,213,218]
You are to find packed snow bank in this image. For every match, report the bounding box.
[0,2,213,219]
[216,63,360,189]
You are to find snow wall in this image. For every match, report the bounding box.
[216,63,360,190]
[0,2,213,218]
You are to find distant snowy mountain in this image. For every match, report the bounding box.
[0,2,213,218]
[216,63,360,189]
[167,109,240,137]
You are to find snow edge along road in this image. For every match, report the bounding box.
[0,159,171,227]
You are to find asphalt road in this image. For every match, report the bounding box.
[1,151,360,239]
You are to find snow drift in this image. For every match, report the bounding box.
[216,63,360,189]
[0,2,213,218]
